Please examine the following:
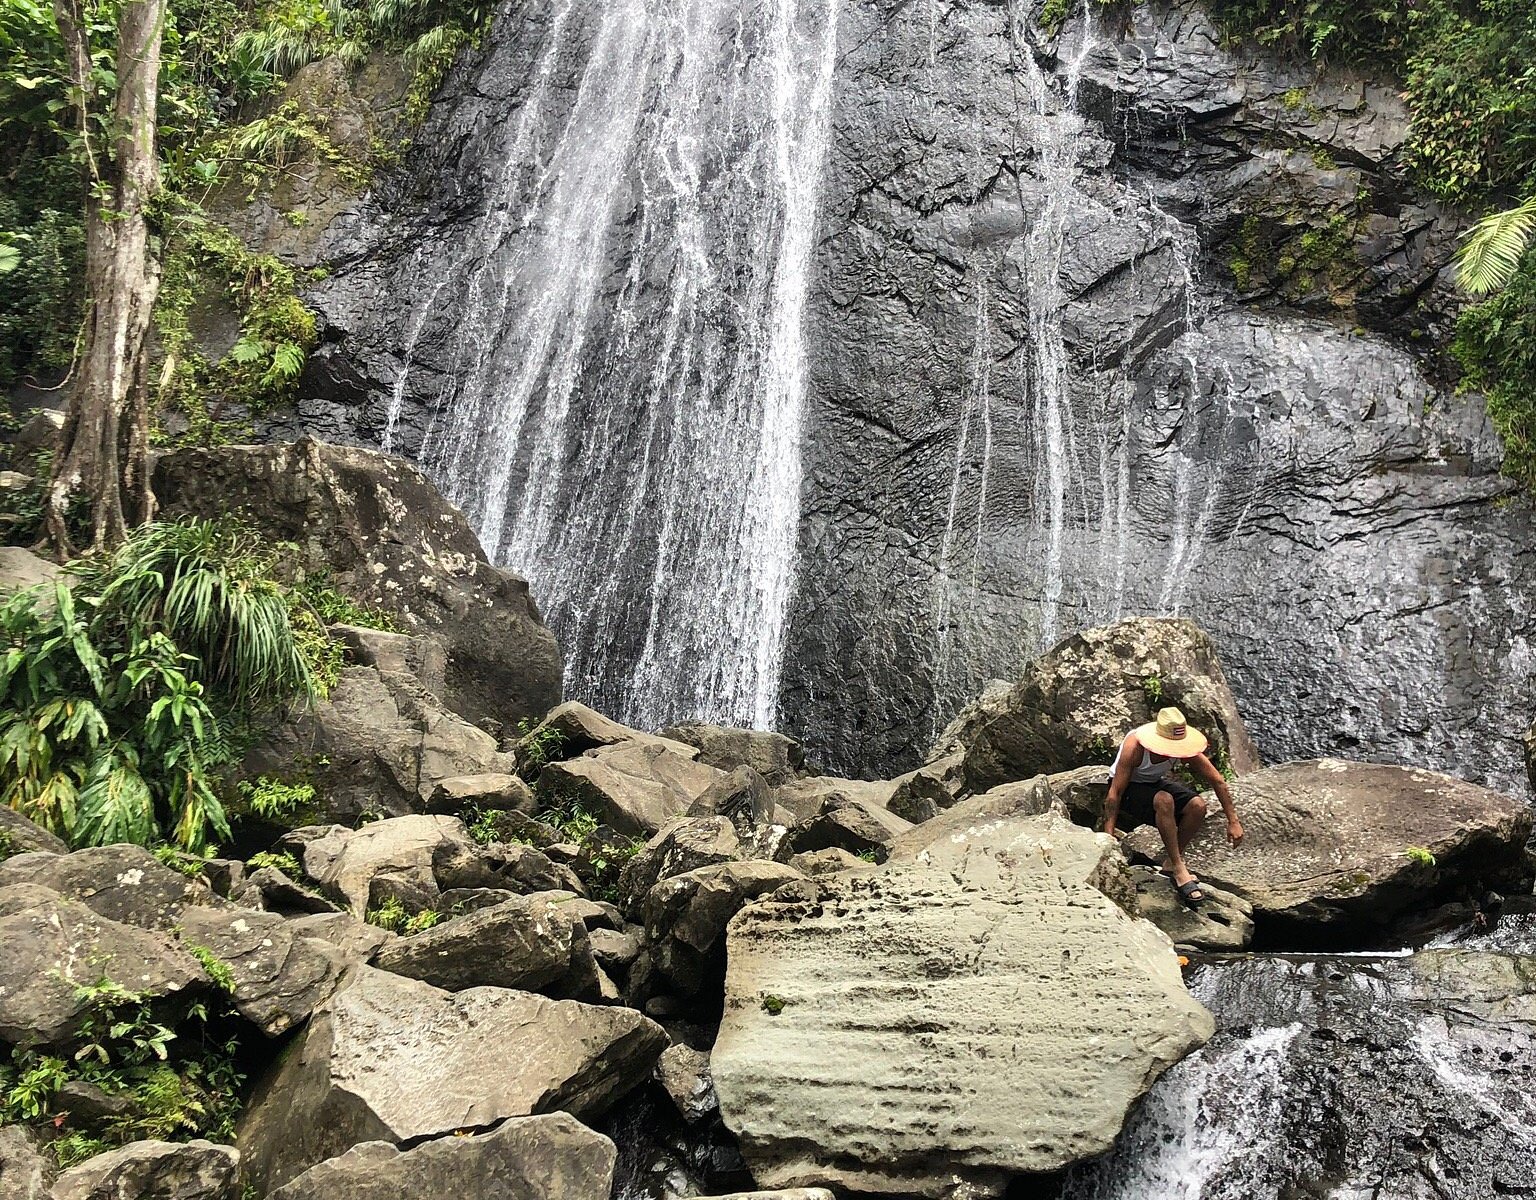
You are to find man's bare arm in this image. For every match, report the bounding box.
[1103,735,1139,838]
[1191,753,1244,845]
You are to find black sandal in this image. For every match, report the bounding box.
[1175,878,1206,907]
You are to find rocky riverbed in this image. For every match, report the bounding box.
[1,440,1532,1200]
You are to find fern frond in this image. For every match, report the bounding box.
[1456,195,1536,295]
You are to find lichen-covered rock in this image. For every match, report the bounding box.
[781,796,912,863]
[771,776,898,825]
[266,1113,616,1200]
[427,772,536,815]
[1130,866,1254,953]
[959,617,1260,793]
[0,845,222,931]
[293,815,478,916]
[711,815,1211,1196]
[514,702,697,775]
[539,742,726,838]
[0,1123,55,1200]
[628,861,805,1008]
[153,439,562,732]
[1124,759,1535,943]
[237,967,665,1193]
[245,664,516,823]
[0,889,208,1046]
[49,1139,238,1200]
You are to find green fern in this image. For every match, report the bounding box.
[1456,195,1536,295]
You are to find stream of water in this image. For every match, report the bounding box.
[386,0,837,732]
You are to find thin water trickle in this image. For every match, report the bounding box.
[391,0,838,731]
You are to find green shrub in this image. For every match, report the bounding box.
[0,516,338,853]
[237,776,317,824]
[0,977,244,1165]
[246,849,301,874]
[1454,251,1536,488]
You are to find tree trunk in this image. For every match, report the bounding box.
[44,0,164,554]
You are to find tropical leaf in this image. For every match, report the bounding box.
[1456,195,1536,295]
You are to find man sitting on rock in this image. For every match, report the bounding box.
[1102,706,1244,906]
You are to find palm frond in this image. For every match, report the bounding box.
[1455,195,1536,295]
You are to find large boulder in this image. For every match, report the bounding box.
[152,438,562,731]
[711,814,1212,1197]
[514,702,698,775]
[885,765,1108,861]
[266,1113,616,1200]
[629,862,805,1008]
[0,845,222,931]
[660,723,806,785]
[958,618,1262,792]
[0,808,67,859]
[539,742,726,838]
[176,906,350,1036]
[372,893,601,998]
[0,547,59,601]
[0,888,207,1046]
[781,796,912,863]
[772,776,898,824]
[245,663,516,823]
[1129,866,1255,953]
[49,1140,238,1200]
[1124,759,1535,943]
[237,967,665,1193]
[0,1121,55,1200]
[293,815,480,915]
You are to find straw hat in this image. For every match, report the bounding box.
[1136,706,1208,758]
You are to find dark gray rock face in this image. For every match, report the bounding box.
[283,0,1534,789]
[0,808,67,858]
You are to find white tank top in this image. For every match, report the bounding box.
[1108,743,1174,785]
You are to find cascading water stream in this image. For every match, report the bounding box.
[384,0,838,731]
[1013,0,1099,649]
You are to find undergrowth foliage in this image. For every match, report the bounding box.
[0,515,382,852]
[0,977,244,1168]
[1207,0,1536,489]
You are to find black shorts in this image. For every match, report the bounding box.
[1117,778,1199,830]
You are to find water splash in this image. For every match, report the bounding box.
[391,0,838,730]
[1060,1024,1303,1200]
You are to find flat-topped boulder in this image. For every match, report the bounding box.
[660,723,806,785]
[0,844,223,931]
[514,701,698,775]
[711,814,1211,1196]
[958,617,1261,793]
[1124,759,1534,943]
[237,967,665,1193]
[153,438,562,732]
[292,815,480,915]
[539,742,726,838]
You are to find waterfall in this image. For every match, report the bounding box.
[388,0,838,731]
[1014,0,1099,649]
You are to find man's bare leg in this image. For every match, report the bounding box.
[1161,794,1210,880]
[1152,791,1196,886]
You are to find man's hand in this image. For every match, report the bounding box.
[1227,818,1245,847]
